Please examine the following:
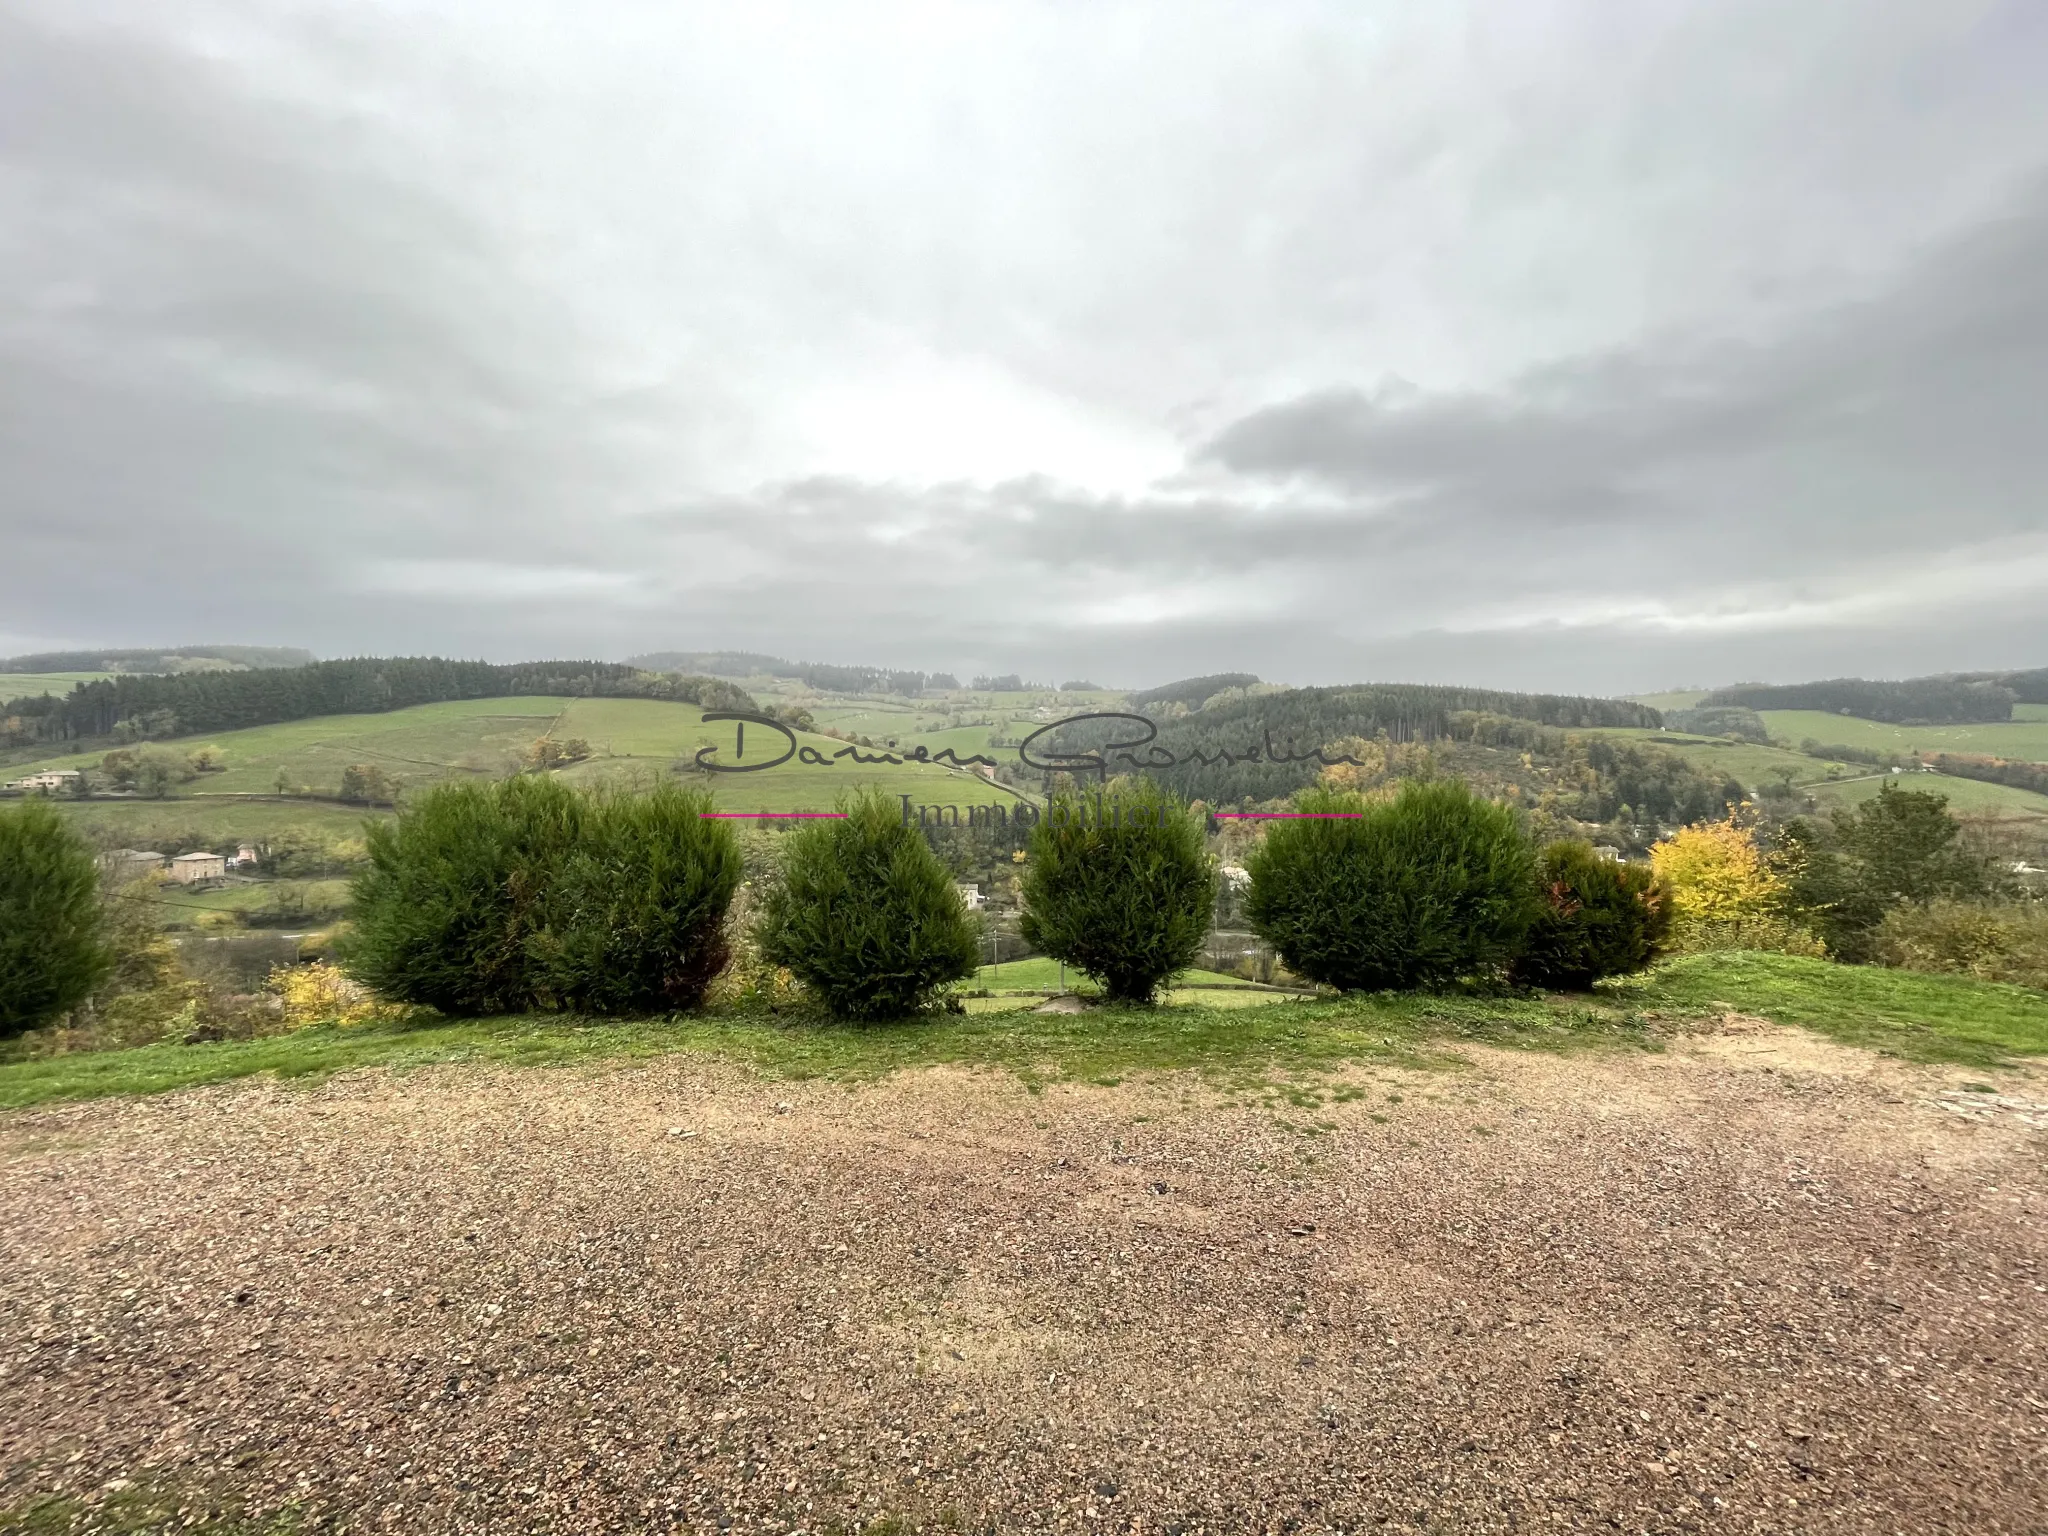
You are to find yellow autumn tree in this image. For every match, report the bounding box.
[1649,814,1823,955]
[1316,736,1434,793]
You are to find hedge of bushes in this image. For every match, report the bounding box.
[349,777,742,1015]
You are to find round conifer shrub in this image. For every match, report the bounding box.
[529,783,742,1012]
[350,774,586,1016]
[1019,779,1215,1004]
[0,798,111,1037]
[752,790,980,1021]
[1510,840,1670,990]
[1244,780,1535,991]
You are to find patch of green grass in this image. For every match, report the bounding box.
[974,957,1258,992]
[150,877,353,916]
[5,953,2042,1112]
[0,990,1625,1110]
[0,1480,306,1534]
[1615,951,2048,1066]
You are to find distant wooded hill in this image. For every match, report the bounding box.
[1126,673,1262,712]
[1048,681,1661,804]
[1,659,756,746]
[0,645,315,673]
[1704,674,2032,724]
[627,651,958,696]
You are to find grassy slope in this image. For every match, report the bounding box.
[7,696,563,792]
[1760,706,2048,762]
[1586,729,1833,789]
[0,671,114,697]
[9,697,1024,813]
[46,798,388,849]
[1626,690,1710,712]
[151,878,353,920]
[1587,727,2048,816]
[1806,772,2048,817]
[4,954,2041,1112]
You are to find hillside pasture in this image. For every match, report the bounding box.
[7,696,1030,813]
[149,877,354,927]
[1760,706,2048,762]
[0,671,113,698]
[1802,770,2048,818]
[5,696,564,796]
[1578,728,1829,791]
[44,797,388,852]
[550,697,1024,810]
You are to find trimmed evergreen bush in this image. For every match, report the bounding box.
[1510,840,1669,990]
[350,775,578,1015]
[1244,781,1535,991]
[349,776,739,1015]
[1019,780,1215,1004]
[0,798,111,1037]
[752,790,980,1020]
[530,784,742,1012]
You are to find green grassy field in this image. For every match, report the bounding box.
[7,696,562,795]
[7,696,1028,814]
[1584,726,2048,817]
[1802,771,2048,817]
[974,957,1259,992]
[0,670,112,698]
[1582,729,1833,790]
[2,953,2041,1111]
[1759,707,2048,762]
[43,797,388,851]
[149,878,354,925]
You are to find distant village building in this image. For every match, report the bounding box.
[955,881,986,912]
[99,848,167,879]
[228,844,260,869]
[168,851,227,884]
[7,769,81,792]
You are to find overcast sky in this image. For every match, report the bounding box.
[4,0,2046,694]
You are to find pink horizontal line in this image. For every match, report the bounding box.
[1214,812,1363,818]
[700,811,848,819]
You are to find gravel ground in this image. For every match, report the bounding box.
[3,1021,2045,1535]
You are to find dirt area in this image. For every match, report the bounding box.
[3,1023,2045,1534]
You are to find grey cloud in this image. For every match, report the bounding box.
[4,1,2048,695]
[1201,176,2048,555]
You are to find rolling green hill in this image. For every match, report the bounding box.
[0,671,113,698]
[7,695,1026,815]
[1584,729,1832,791]
[1588,724,2048,817]
[42,797,386,852]
[1759,706,2048,763]
[1802,771,2048,817]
